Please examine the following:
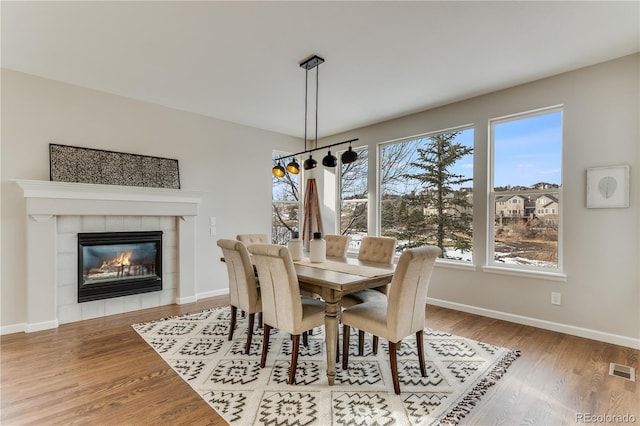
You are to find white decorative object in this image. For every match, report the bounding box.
[309,232,326,263]
[287,231,303,261]
[586,165,630,208]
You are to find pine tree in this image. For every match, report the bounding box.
[402,132,473,257]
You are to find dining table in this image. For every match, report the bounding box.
[293,256,396,385]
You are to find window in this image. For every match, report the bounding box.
[379,127,474,262]
[272,151,299,244]
[339,147,368,251]
[489,107,562,272]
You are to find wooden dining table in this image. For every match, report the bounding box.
[293,256,396,385]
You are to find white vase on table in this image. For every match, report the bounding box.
[309,232,326,263]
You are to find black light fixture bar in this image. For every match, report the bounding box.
[275,138,358,163]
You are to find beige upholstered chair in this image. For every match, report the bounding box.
[341,236,397,354]
[357,236,397,264]
[341,245,441,394]
[217,239,262,355]
[324,234,350,258]
[236,233,269,245]
[247,243,326,385]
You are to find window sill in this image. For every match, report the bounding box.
[435,259,477,271]
[482,265,567,282]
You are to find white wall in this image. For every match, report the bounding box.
[321,54,640,348]
[1,69,301,330]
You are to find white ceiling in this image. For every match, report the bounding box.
[2,1,639,139]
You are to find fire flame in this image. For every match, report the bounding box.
[101,251,132,269]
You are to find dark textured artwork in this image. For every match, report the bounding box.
[49,144,180,189]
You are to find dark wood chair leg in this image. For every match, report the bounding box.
[228,306,237,341]
[389,340,401,394]
[416,330,426,377]
[342,324,351,370]
[258,312,263,328]
[245,313,255,354]
[358,330,365,355]
[289,334,300,385]
[260,324,271,368]
[336,334,340,363]
[302,331,308,347]
[373,336,379,355]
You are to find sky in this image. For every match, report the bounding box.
[493,110,562,188]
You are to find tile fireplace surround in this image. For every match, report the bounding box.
[13,179,203,332]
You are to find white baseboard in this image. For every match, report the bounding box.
[1,323,26,335]
[24,319,59,333]
[176,295,198,304]
[197,289,229,300]
[427,297,640,350]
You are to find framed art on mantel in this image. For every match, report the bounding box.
[586,165,629,208]
[49,143,180,189]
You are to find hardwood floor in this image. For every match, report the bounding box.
[2,297,637,425]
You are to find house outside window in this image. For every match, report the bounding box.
[272,151,299,244]
[379,127,474,262]
[489,107,562,272]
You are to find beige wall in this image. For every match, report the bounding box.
[1,69,300,329]
[321,54,639,347]
[2,54,639,348]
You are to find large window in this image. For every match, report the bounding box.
[489,107,562,272]
[379,127,474,261]
[339,147,368,251]
[272,151,299,244]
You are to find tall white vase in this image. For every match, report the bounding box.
[309,232,326,263]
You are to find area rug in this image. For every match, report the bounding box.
[132,306,519,425]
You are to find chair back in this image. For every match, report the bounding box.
[217,239,260,313]
[324,234,350,258]
[386,245,441,342]
[236,233,269,245]
[248,243,302,335]
[357,236,397,264]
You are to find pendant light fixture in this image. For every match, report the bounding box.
[341,144,358,164]
[272,54,359,177]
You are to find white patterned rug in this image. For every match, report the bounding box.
[132,306,519,425]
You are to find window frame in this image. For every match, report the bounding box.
[486,106,565,278]
[271,150,301,244]
[337,145,369,253]
[376,125,475,264]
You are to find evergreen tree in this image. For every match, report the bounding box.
[402,132,473,257]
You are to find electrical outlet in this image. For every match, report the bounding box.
[209,226,217,236]
[551,292,561,305]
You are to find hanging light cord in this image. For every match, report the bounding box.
[315,63,319,150]
[304,68,308,152]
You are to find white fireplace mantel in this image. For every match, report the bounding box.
[13,179,204,332]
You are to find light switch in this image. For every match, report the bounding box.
[210,226,217,236]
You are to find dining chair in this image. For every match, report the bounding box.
[247,243,326,385]
[324,234,350,258]
[236,233,269,245]
[341,245,441,394]
[217,239,262,355]
[341,236,397,355]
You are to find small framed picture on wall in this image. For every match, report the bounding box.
[586,165,630,208]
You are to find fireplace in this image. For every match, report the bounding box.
[78,231,163,302]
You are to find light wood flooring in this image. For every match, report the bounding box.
[2,296,638,425]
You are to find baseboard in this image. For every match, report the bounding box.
[197,289,229,300]
[1,323,26,335]
[176,295,198,304]
[427,297,640,350]
[24,319,59,333]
